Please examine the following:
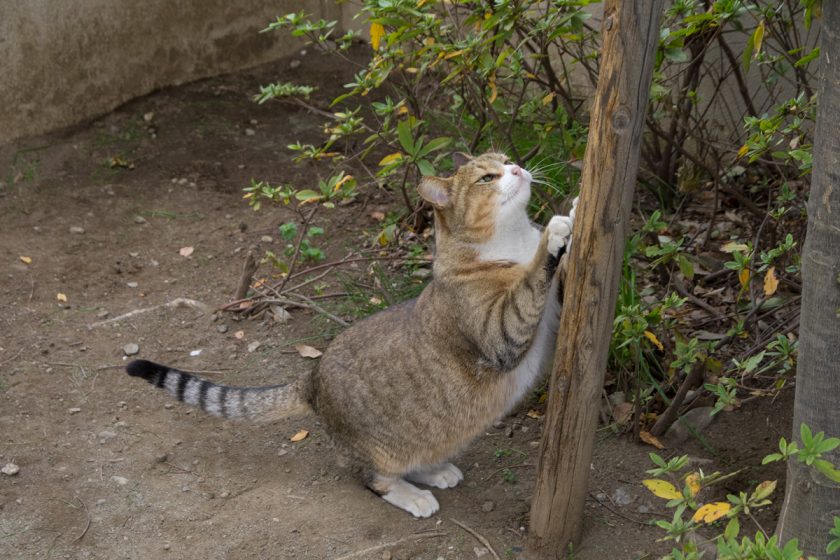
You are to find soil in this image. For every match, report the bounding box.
[0,45,794,560]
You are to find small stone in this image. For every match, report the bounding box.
[118,401,127,408]
[474,546,489,558]
[96,310,110,319]
[289,59,301,69]
[272,307,291,324]
[143,112,155,123]
[492,420,505,429]
[412,268,432,279]
[260,235,273,243]
[381,551,392,560]
[134,215,147,224]
[68,407,82,414]
[126,282,138,288]
[163,543,170,551]
[505,425,514,438]
[1,463,20,476]
[177,178,188,185]
[247,341,261,353]
[481,500,495,512]
[611,486,633,507]
[98,430,117,440]
[69,226,85,235]
[219,491,230,499]
[244,128,256,136]
[123,343,140,356]
[217,324,229,334]
[164,403,174,409]
[111,475,128,485]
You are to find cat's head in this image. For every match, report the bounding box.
[418,152,532,242]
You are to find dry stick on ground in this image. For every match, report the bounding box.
[450,519,501,560]
[331,531,446,560]
[88,298,210,328]
[232,249,259,301]
[529,0,664,554]
[650,362,706,437]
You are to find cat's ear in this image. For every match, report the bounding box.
[452,152,472,170]
[418,177,452,209]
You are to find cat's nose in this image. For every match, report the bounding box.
[510,165,522,176]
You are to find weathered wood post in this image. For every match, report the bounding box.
[529,0,664,555]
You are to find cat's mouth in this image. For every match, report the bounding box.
[499,172,531,206]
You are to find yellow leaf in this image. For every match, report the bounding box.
[763,267,779,296]
[644,330,664,351]
[56,293,68,302]
[334,174,354,191]
[369,22,385,51]
[379,152,403,167]
[526,409,544,419]
[19,255,32,264]
[721,241,749,253]
[739,268,751,289]
[737,144,749,159]
[417,0,431,7]
[541,92,556,106]
[290,429,309,442]
[488,74,497,104]
[643,479,682,500]
[405,67,418,74]
[753,20,765,57]
[397,105,409,116]
[443,49,465,60]
[640,430,666,450]
[692,502,731,524]
[685,473,701,497]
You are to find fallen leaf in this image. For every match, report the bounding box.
[234,330,245,340]
[19,256,32,264]
[179,246,194,257]
[370,211,386,222]
[295,344,323,359]
[721,241,749,253]
[526,409,543,419]
[643,479,682,500]
[739,268,751,289]
[692,502,731,524]
[56,293,68,302]
[290,429,309,442]
[685,473,701,497]
[612,402,634,425]
[369,296,382,305]
[644,330,664,351]
[763,267,779,296]
[640,430,666,450]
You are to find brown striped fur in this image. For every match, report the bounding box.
[126,152,575,517]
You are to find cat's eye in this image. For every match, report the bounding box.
[478,174,497,183]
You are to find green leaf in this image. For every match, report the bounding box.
[801,423,814,446]
[417,136,451,158]
[827,539,840,555]
[397,120,415,154]
[724,517,740,541]
[762,453,782,465]
[814,459,840,483]
[295,189,324,203]
[678,254,694,280]
[417,159,435,176]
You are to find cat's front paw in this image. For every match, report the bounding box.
[547,215,573,257]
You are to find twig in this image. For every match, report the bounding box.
[673,280,726,320]
[284,293,349,327]
[89,298,210,328]
[0,345,29,369]
[332,531,446,560]
[72,497,92,543]
[588,493,650,527]
[650,362,706,437]
[450,519,501,560]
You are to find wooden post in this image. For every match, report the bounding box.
[529,0,664,555]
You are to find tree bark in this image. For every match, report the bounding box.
[528,0,664,555]
[776,5,840,556]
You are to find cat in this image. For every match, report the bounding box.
[126,152,577,518]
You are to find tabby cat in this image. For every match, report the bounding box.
[126,152,577,517]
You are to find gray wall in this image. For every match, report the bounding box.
[0,0,342,143]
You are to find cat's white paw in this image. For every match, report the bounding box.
[407,463,464,489]
[547,215,573,257]
[381,479,440,518]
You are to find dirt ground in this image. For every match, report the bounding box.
[0,46,794,560]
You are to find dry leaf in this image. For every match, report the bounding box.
[179,246,194,257]
[234,330,245,340]
[763,267,779,296]
[295,344,323,359]
[290,429,309,442]
[644,330,664,351]
[721,241,749,253]
[612,402,634,425]
[378,153,403,167]
[640,430,666,450]
[692,502,731,524]
[526,409,544,419]
[56,293,68,302]
[685,473,701,497]
[369,296,382,305]
[642,479,682,500]
[487,74,498,104]
[370,211,386,222]
[19,256,32,264]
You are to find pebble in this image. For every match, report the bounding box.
[272,307,291,323]
[1,463,20,476]
[244,128,256,136]
[123,343,140,356]
[219,491,230,498]
[481,500,495,512]
[97,310,110,319]
[177,178,188,185]
[611,486,633,506]
[492,420,505,429]
[69,226,85,235]
[260,235,273,243]
[111,475,128,485]
[247,341,261,353]
[474,547,489,558]
[289,59,301,69]
[412,268,432,279]
[381,551,392,560]
[163,543,170,551]
[143,112,155,122]
[99,430,117,440]
[127,282,139,288]
[134,215,147,224]
[68,407,82,414]
[164,403,174,409]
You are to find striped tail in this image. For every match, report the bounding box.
[125,359,311,422]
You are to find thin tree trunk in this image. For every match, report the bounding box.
[528,0,664,555]
[776,5,840,556]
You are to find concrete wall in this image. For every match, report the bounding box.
[0,0,342,144]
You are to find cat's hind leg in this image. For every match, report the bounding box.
[406,462,464,489]
[368,473,440,518]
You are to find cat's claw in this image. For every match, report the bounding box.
[407,463,464,489]
[381,479,440,518]
[547,215,573,257]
